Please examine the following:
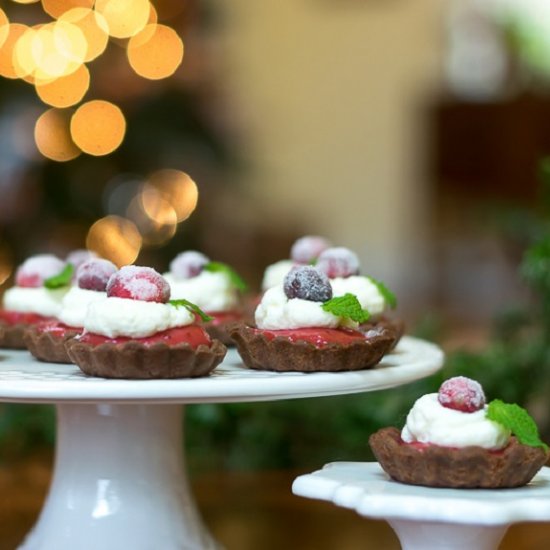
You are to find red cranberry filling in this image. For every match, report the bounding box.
[35,320,81,337]
[0,310,51,325]
[78,325,212,348]
[207,311,242,326]
[399,438,508,455]
[254,326,365,348]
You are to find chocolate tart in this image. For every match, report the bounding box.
[65,337,227,379]
[0,321,31,350]
[230,323,396,372]
[24,323,80,364]
[361,317,404,351]
[369,427,549,489]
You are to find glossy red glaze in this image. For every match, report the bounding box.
[207,311,242,326]
[254,327,365,348]
[0,310,50,325]
[35,320,80,337]
[78,325,212,348]
[400,438,509,455]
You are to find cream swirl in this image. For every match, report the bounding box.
[401,393,510,450]
[3,286,68,317]
[164,271,237,312]
[83,297,194,339]
[58,287,107,328]
[330,276,386,316]
[255,285,351,330]
[261,260,294,291]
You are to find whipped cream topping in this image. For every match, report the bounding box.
[401,393,510,450]
[255,286,347,330]
[83,297,194,339]
[3,286,68,317]
[261,260,294,291]
[331,276,386,316]
[164,271,238,312]
[58,287,107,328]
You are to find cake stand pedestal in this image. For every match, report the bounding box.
[0,336,443,550]
[292,462,550,550]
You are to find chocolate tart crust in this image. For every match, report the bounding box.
[0,321,31,350]
[205,322,236,346]
[361,317,404,351]
[230,323,396,372]
[369,427,549,489]
[24,325,80,364]
[65,337,227,379]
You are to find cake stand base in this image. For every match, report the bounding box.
[19,403,218,550]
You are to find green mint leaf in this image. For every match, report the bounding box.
[487,399,548,451]
[169,299,213,323]
[367,276,397,309]
[204,261,248,292]
[322,293,370,324]
[44,264,74,289]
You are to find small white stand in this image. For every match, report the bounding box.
[292,462,550,550]
[0,337,443,550]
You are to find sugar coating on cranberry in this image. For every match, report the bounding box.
[170,251,209,279]
[77,259,118,292]
[107,266,170,303]
[15,254,67,288]
[283,266,332,302]
[316,247,360,279]
[438,376,486,413]
[66,249,98,270]
[290,236,331,264]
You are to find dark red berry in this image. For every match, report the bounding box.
[15,254,66,288]
[438,377,486,413]
[66,249,98,271]
[170,251,209,279]
[107,266,170,303]
[283,266,332,302]
[77,259,117,292]
[316,247,360,278]
[290,236,331,264]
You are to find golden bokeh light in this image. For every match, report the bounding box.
[35,63,90,107]
[127,24,184,80]
[86,215,142,266]
[0,9,9,51]
[13,25,40,80]
[70,99,126,156]
[0,24,29,79]
[126,185,177,246]
[95,0,150,39]
[0,247,13,287]
[41,0,94,20]
[34,108,81,162]
[147,3,158,25]
[148,169,198,222]
[60,8,109,62]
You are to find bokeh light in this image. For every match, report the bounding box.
[126,184,178,246]
[0,247,13,287]
[0,23,29,79]
[148,169,198,222]
[94,0,150,39]
[127,24,184,80]
[70,99,126,156]
[34,108,81,162]
[35,63,90,107]
[41,0,94,20]
[86,215,142,266]
[59,8,109,62]
[0,9,9,50]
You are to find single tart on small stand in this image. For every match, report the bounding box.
[0,254,71,349]
[163,251,247,345]
[315,246,402,347]
[231,265,396,372]
[25,259,117,363]
[66,266,227,379]
[369,376,549,488]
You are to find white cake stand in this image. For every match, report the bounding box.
[292,462,550,550]
[0,336,443,550]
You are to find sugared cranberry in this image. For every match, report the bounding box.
[438,376,486,413]
[283,266,332,302]
[290,236,331,264]
[170,251,209,279]
[77,259,117,292]
[107,266,170,303]
[316,247,360,278]
[66,249,98,270]
[15,254,66,288]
